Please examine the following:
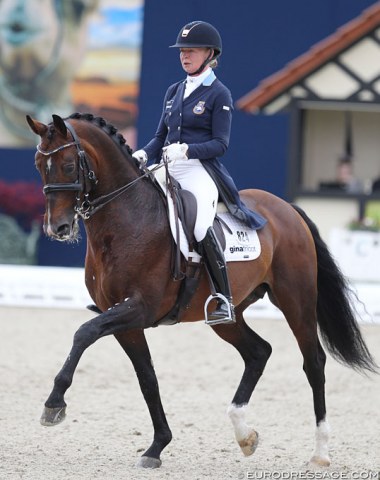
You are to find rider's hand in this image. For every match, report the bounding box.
[162,143,188,164]
[132,149,148,167]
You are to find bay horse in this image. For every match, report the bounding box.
[26,112,376,469]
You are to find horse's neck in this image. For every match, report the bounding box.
[89,142,159,215]
[85,165,166,243]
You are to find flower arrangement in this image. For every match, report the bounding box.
[0,179,45,231]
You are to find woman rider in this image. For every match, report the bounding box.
[133,21,266,324]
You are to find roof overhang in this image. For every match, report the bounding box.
[236,2,380,114]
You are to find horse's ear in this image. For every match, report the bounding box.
[52,114,68,137]
[26,115,48,136]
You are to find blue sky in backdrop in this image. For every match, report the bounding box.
[88,4,144,49]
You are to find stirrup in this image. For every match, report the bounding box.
[204,293,236,325]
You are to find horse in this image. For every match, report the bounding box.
[26,112,377,469]
[0,0,98,146]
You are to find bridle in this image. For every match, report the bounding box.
[37,121,98,219]
[36,121,161,220]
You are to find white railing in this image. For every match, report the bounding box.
[0,264,92,310]
[0,264,378,323]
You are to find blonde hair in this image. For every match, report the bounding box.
[209,58,218,69]
[208,48,218,69]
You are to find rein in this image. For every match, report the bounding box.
[77,162,166,219]
[37,121,165,219]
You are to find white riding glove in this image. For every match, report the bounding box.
[132,149,148,167]
[162,143,188,164]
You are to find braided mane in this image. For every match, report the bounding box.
[67,112,138,166]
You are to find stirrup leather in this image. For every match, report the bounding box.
[204,293,236,325]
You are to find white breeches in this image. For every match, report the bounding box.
[168,158,218,241]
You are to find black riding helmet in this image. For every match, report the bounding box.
[170,21,222,58]
[170,21,222,75]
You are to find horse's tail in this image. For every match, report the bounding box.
[292,204,377,373]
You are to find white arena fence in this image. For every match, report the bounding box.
[0,264,379,324]
[0,264,92,310]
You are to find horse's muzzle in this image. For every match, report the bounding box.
[44,217,79,243]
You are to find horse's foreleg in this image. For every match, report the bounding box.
[212,315,272,457]
[41,298,151,427]
[41,331,90,426]
[114,329,172,469]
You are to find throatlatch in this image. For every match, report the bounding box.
[198,226,236,325]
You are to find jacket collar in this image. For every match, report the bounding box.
[202,70,216,86]
[185,68,216,87]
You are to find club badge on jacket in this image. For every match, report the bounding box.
[193,101,206,115]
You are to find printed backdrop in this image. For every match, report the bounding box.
[0,0,144,266]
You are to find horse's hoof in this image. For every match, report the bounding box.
[309,455,331,467]
[136,456,162,469]
[40,406,66,426]
[238,429,259,456]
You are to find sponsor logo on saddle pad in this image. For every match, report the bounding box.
[219,212,261,262]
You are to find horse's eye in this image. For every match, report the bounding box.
[63,164,75,175]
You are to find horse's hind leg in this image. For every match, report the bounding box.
[211,310,272,457]
[114,329,172,469]
[294,323,330,467]
[273,288,331,466]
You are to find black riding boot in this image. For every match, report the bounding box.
[199,227,235,324]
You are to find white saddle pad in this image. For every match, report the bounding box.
[150,165,261,263]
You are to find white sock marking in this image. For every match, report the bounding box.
[227,403,250,441]
[313,418,330,461]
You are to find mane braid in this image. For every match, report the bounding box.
[67,112,137,166]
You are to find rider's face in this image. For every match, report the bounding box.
[180,47,211,75]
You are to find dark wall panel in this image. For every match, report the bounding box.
[137,0,377,198]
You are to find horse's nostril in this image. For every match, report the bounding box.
[57,224,71,237]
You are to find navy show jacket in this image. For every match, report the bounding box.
[143,71,266,230]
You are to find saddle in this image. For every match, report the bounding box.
[169,176,226,254]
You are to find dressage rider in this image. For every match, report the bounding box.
[133,21,266,324]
